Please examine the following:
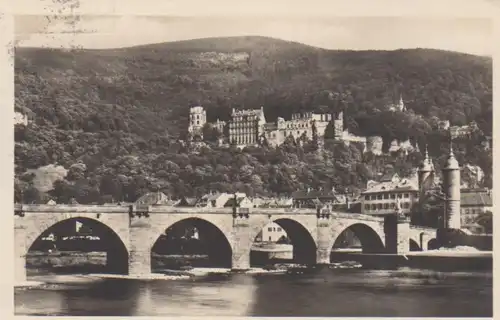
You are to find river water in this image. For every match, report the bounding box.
[15,267,492,317]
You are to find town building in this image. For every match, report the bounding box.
[292,188,345,208]
[223,194,254,208]
[460,188,492,234]
[360,173,419,216]
[254,222,287,242]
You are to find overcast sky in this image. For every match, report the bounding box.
[13,0,494,56]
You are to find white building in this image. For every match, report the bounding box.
[255,222,288,242]
[361,173,419,216]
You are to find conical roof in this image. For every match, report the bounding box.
[419,146,434,172]
[444,143,460,170]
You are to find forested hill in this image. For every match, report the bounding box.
[14,36,492,204]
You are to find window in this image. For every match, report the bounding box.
[277,228,282,232]
[404,203,410,209]
[383,194,389,199]
[398,194,403,198]
[268,227,272,232]
[365,204,370,210]
[390,203,395,209]
[197,115,199,120]
[365,195,369,201]
[390,194,396,199]
[371,204,376,210]
[269,236,272,241]
[377,203,382,210]
[404,193,409,198]
[377,195,383,200]
[384,203,389,209]
[196,121,199,125]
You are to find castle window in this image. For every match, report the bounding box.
[197,121,199,125]
[268,227,272,232]
[384,203,389,209]
[364,195,369,201]
[371,195,377,200]
[371,204,376,210]
[377,203,382,210]
[383,194,389,199]
[197,115,199,120]
[377,194,383,200]
[390,194,396,199]
[365,204,370,210]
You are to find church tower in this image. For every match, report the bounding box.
[418,145,434,192]
[442,140,461,229]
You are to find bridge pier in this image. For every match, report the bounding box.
[128,217,153,275]
[384,214,410,254]
[231,215,252,270]
[14,220,27,283]
[316,215,332,264]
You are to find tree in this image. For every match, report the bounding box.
[475,211,492,234]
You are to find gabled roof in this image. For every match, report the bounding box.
[292,190,341,201]
[362,178,418,195]
[135,192,171,205]
[224,196,248,207]
[176,197,198,206]
[461,190,493,207]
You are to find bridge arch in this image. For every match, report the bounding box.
[330,222,385,254]
[149,216,233,268]
[249,217,317,266]
[409,239,422,251]
[25,216,129,274]
[427,238,439,250]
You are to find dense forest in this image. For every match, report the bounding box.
[14,36,492,204]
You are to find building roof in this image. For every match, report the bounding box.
[362,178,418,195]
[292,190,341,201]
[176,197,198,206]
[135,192,171,205]
[461,190,493,207]
[223,196,249,207]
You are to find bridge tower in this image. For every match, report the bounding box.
[442,140,461,229]
[418,145,434,192]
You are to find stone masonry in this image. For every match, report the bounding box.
[14,204,437,282]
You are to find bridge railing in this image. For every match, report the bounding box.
[14,203,387,222]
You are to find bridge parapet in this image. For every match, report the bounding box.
[14,204,130,214]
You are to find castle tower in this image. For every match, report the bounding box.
[188,106,207,140]
[442,140,461,229]
[333,111,343,139]
[418,145,434,192]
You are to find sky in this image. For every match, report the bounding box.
[12,0,496,56]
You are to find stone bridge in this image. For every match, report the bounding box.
[14,204,437,282]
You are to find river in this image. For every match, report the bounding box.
[15,267,492,317]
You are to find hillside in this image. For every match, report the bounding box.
[14,36,493,203]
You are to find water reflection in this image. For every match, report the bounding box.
[15,268,492,317]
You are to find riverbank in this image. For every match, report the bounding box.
[331,249,493,271]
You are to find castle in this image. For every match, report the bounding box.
[187,106,369,149]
